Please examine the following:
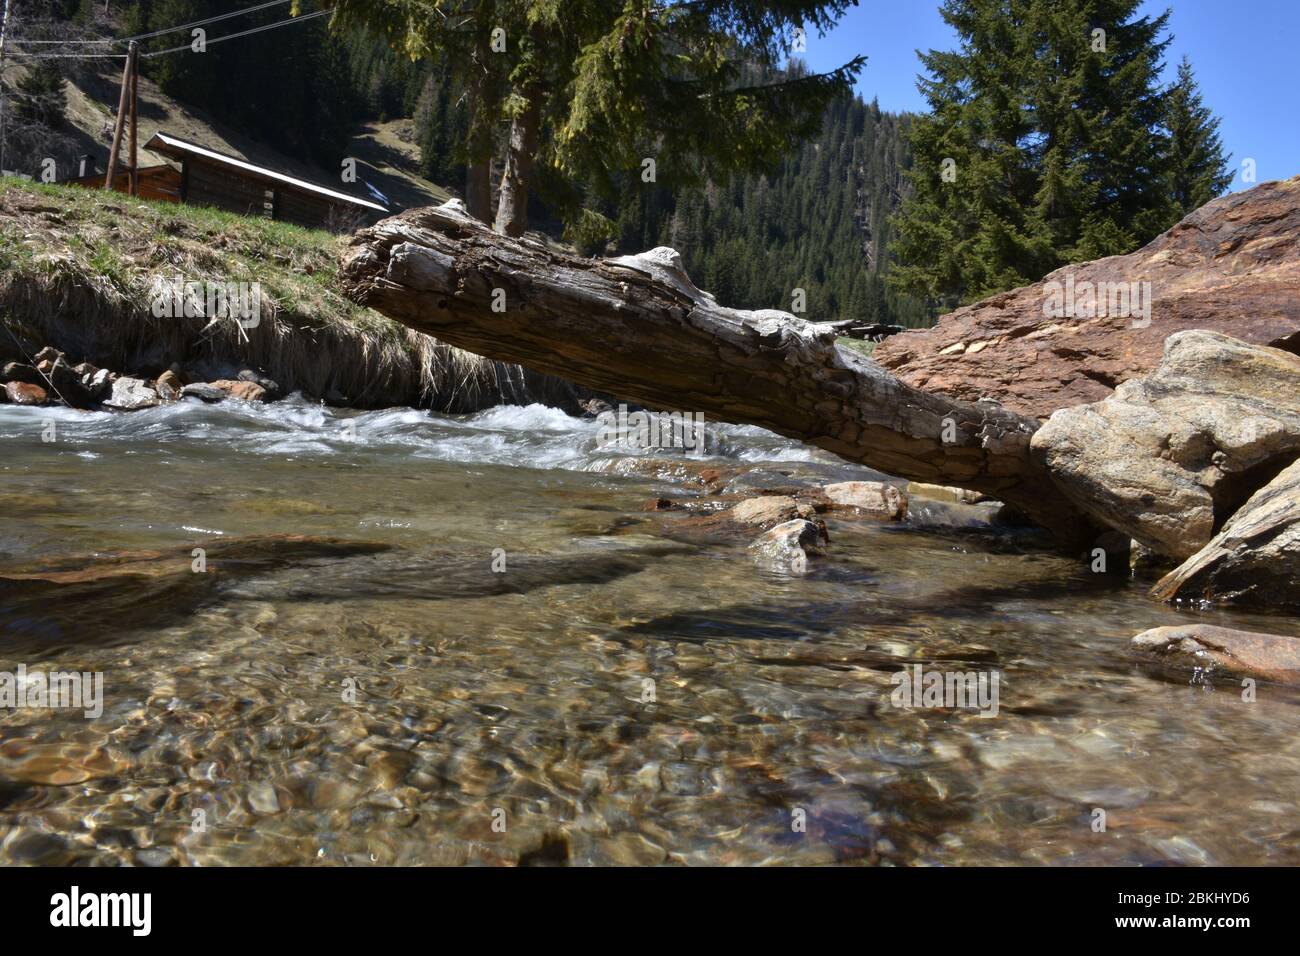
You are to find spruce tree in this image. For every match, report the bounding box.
[889,0,1193,307]
[1164,55,1232,218]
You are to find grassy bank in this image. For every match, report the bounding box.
[0,179,584,411]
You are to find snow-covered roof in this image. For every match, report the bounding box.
[144,131,387,212]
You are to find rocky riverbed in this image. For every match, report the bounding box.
[2,345,297,411]
[2,395,1299,865]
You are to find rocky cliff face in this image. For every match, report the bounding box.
[874,176,1300,420]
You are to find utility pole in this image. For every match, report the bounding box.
[104,40,135,191]
[127,38,137,195]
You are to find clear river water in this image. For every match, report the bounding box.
[2,396,1298,865]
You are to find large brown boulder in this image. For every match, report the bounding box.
[1030,331,1300,559]
[874,176,1300,420]
[1152,458,1300,609]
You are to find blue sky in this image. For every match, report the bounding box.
[802,1,1299,190]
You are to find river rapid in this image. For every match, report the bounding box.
[2,396,1299,866]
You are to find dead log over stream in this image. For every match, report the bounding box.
[341,201,1095,546]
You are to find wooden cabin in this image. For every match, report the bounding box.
[65,163,183,203]
[65,131,387,230]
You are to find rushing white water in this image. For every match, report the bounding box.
[0,396,823,471]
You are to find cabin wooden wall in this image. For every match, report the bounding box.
[65,166,181,203]
[135,168,182,203]
[183,159,274,219]
[275,188,340,229]
[179,158,369,230]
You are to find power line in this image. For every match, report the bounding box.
[4,50,125,58]
[4,8,330,60]
[10,0,293,45]
[144,9,331,57]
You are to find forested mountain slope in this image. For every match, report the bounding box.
[610,97,924,326]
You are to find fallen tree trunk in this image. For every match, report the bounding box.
[340,201,1095,546]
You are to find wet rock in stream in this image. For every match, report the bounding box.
[822,480,908,520]
[1152,457,1300,610]
[2,381,48,406]
[1132,624,1300,684]
[727,495,818,528]
[180,382,227,403]
[103,377,161,411]
[220,542,694,605]
[211,379,268,403]
[1,362,45,387]
[0,535,393,653]
[749,520,827,574]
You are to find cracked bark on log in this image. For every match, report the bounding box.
[340,201,1095,546]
